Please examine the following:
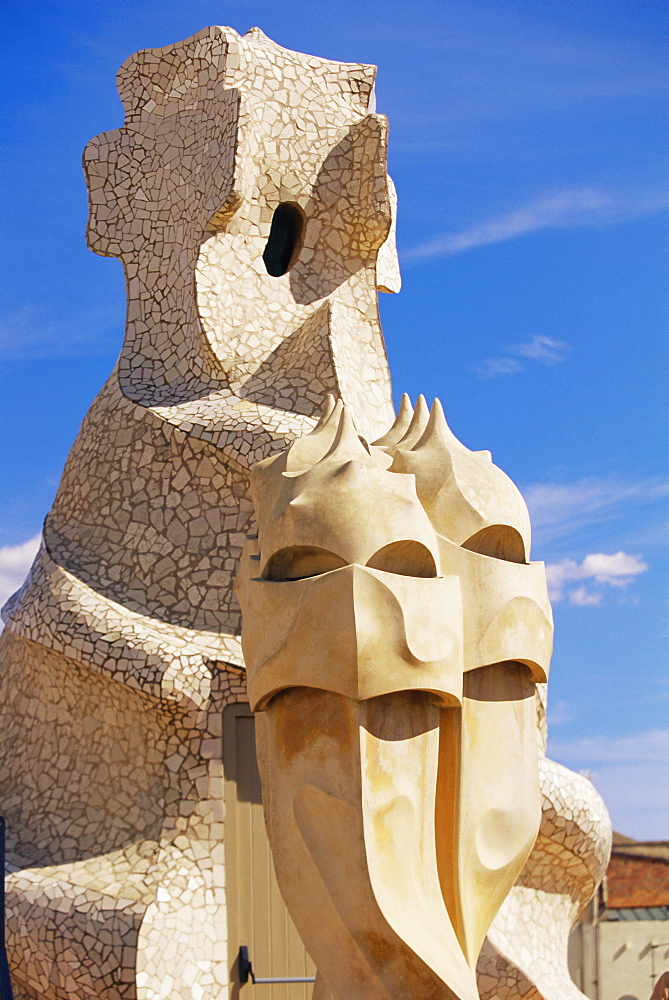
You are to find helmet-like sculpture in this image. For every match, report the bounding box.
[237,396,553,999]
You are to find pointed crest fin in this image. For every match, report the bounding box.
[392,394,430,451]
[319,406,372,465]
[411,397,466,452]
[312,394,337,433]
[284,397,343,473]
[372,393,414,448]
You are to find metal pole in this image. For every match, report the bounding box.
[238,946,316,985]
[0,818,14,1000]
[252,978,317,985]
[650,944,669,993]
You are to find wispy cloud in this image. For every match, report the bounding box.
[404,186,669,262]
[522,477,669,548]
[0,535,40,609]
[546,698,575,727]
[475,335,570,378]
[551,728,669,767]
[0,304,121,361]
[549,729,669,840]
[474,357,523,378]
[510,335,569,365]
[546,550,648,605]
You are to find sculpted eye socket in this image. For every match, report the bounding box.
[262,546,347,581]
[261,540,439,581]
[461,525,526,564]
[366,541,437,578]
[263,202,306,277]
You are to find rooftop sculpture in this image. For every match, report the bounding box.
[237,396,552,999]
[0,25,611,1000]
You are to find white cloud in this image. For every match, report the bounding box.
[568,587,602,607]
[522,477,669,547]
[509,335,570,365]
[475,334,570,378]
[581,551,649,586]
[549,729,669,840]
[546,550,648,604]
[474,357,523,378]
[545,560,579,594]
[0,535,41,609]
[404,186,669,261]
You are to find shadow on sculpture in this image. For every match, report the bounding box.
[0,23,611,1000]
[237,398,550,999]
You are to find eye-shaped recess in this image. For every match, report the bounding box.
[464,661,535,701]
[461,525,526,564]
[366,541,437,578]
[263,202,306,277]
[262,546,346,582]
[261,540,438,581]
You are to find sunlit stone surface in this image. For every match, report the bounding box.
[0,24,610,1000]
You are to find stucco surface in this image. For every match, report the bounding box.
[1,24,611,1000]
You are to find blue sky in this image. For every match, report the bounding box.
[1,0,667,838]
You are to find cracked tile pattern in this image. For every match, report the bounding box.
[1,23,398,999]
[0,22,610,1000]
[1,627,248,999]
[478,755,612,1000]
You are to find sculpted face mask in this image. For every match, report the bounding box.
[236,396,553,1000]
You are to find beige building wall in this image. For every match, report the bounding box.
[223,704,316,998]
[570,916,669,1000]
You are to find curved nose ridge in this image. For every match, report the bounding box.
[474,595,553,683]
[242,563,464,711]
[353,566,460,669]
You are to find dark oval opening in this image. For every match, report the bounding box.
[262,545,347,581]
[464,661,535,702]
[262,202,305,277]
[366,540,438,578]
